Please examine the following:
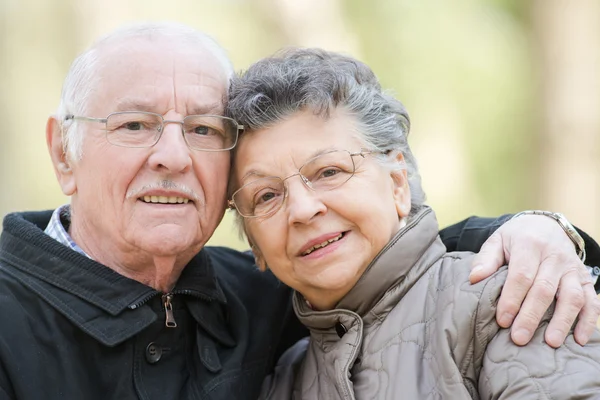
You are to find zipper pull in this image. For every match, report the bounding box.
[162,294,177,328]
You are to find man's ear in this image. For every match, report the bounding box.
[46,116,76,196]
[391,152,412,218]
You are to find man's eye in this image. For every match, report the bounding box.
[193,126,210,135]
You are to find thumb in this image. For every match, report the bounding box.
[470,232,506,283]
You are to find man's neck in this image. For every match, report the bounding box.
[69,220,196,293]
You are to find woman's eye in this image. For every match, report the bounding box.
[320,168,340,178]
[258,192,276,204]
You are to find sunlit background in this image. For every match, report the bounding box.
[1,0,598,251]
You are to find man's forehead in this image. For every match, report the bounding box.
[97,38,225,77]
[89,38,228,115]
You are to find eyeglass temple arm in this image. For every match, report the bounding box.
[350,149,390,158]
[64,115,107,123]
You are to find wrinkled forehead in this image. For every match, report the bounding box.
[88,38,228,116]
[234,109,365,171]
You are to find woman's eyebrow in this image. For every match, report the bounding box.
[237,146,344,184]
[239,170,269,183]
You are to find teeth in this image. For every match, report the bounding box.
[141,196,190,204]
[302,233,343,256]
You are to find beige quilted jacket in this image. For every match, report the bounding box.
[260,206,600,399]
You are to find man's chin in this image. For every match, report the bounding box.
[133,225,201,257]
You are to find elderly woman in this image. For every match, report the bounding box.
[226,48,600,399]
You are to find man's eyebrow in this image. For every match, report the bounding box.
[114,99,157,112]
[188,103,224,116]
[112,100,224,116]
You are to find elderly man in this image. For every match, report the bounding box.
[0,22,598,400]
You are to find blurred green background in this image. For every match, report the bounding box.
[1,0,598,249]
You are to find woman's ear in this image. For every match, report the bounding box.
[46,116,76,196]
[247,238,268,271]
[391,153,411,218]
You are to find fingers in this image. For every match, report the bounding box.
[496,240,544,329]
[542,267,584,348]
[572,280,600,346]
[470,212,597,348]
[470,232,506,284]
[506,257,562,345]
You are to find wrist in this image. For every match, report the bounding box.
[511,210,586,263]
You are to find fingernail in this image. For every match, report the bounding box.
[546,330,562,346]
[513,328,531,345]
[498,312,514,327]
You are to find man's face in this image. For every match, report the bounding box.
[65,39,230,265]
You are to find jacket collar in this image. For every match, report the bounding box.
[294,206,447,326]
[0,210,229,346]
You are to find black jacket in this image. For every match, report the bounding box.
[0,211,598,400]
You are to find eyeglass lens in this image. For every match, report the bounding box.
[105,112,237,150]
[234,150,356,217]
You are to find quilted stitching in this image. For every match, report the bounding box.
[262,208,600,399]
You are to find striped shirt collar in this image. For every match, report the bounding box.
[44,204,90,258]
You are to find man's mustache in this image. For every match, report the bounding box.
[127,180,201,204]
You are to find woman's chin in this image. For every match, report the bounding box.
[299,265,364,299]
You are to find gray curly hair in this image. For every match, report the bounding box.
[227,48,426,226]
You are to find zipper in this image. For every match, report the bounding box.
[129,292,159,309]
[172,289,214,303]
[129,289,215,328]
[163,293,177,328]
[129,292,179,328]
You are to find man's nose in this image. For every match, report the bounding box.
[148,121,192,173]
[286,178,327,225]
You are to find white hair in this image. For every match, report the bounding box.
[56,21,234,161]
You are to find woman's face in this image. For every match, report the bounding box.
[233,109,411,310]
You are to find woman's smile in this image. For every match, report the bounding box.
[297,231,349,260]
[234,109,407,310]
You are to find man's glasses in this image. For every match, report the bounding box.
[65,111,243,151]
[228,149,382,218]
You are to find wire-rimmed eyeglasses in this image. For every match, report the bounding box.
[65,111,243,152]
[228,149,384,218]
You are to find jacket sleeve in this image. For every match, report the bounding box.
[439,215,600,293]
[0,387,12,400]
[0,321,14,400]
[0,363,13,400]
[259,337,308,400]
[438,215,511,253]
[476,285,600,398]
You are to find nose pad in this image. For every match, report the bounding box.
[148,121,192,173]
[300,175,314,190]
[155,122,187,148]
[285,177,326,225]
